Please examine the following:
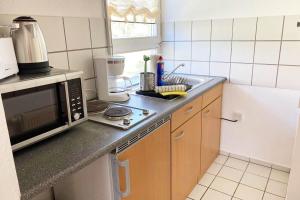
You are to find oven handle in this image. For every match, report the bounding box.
[62,81,72,125]
[118,160,131,198]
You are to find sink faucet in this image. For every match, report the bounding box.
[163,63,185,80]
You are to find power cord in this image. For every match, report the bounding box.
[220,117,238,123]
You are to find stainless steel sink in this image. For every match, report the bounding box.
[164,74,213,92]
[134,74,214,100]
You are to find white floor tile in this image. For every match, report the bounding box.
[266,180,288,197]
[232,198,241,200]
[210,177,238,196]
[270,169,289,183]
[201,189,231,200]
[207,162,223,175]
[241,173,268,190]
[188,184,207,200]
[246,163,271,178]
[218,166,244,182]
[199,173,215,187]
[225,158,248,171]
[215,155,228,165]
[234,184,264,200]
[263,192,285,200]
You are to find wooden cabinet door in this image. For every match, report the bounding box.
[201,97,222,176]
[172,112,202,200]
[117,121,171,200]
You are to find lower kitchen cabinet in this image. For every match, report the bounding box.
[117,121,171,200]
[201,97,222,175]
[171,112,202,200]
[54,154,114,200]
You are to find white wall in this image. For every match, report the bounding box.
[0,0,104,17]
[161,0,300,167]
[221,84,300,167]
[0,96,20,200]
[162,0,300,21]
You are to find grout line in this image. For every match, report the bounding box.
[262,162,273,199]
[231,159,250,199]
[275,16,285,88]
[208,19,212,76]
[251,17,259,86]
[228,18,235,83]
[61,17,70,70]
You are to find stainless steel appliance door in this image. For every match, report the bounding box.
[2,82,68,148]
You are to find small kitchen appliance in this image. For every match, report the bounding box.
[0,37,19,79]
[10,16,50,74]
[88,100,155,130]
[0,69,87,151]
[94,57,132,102]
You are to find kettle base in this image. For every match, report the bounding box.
[18,61,51,74]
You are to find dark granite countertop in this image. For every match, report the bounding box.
[13,76,226,200]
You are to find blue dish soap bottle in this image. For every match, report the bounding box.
[157,56,164,86]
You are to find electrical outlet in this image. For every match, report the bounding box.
[297,22,300,28]
[232,112,243,121]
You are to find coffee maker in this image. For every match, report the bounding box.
[94,57,132,102]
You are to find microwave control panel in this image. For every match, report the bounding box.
[68,78,84,122]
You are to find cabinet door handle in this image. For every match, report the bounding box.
[185,106,194,114]
[175,131,185,140]
[118,160,131,198]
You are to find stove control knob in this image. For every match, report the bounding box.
[73,113,81,121]
[123,118,131,126]
[142,109,149,115]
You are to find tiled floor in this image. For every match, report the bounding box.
[187,154,289,200]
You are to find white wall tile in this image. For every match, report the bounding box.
[210,41,231,62]
[174,60,191,74]
[210,62,230,78]
[254,42,281,64]
[231,41,255,63]
[233,17,257,40]
[252,64,277,87]
[68,49,94,79]
[175,21,192,41]
[191,62,210,75]
[89,18,107,48]
[0,14,18,36]
[283,15,300,40]
[64,17,91,50]
[92,48,108,58]
[164,60,175,72]
[192,20,211,40]
[161,42,174,60]
[192,41,210,61]
[230,63,253,85]
[256,16,284,40]
[48,52,69,69]
[84,78,97,100]
[211,19,233,40]
[175,42,191,60]
[162,21,175,41]
[35,16,66,52]
[280,41,300,65]
[277,65,300,90]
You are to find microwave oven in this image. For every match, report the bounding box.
[0,69,88,151]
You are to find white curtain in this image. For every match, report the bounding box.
[108,0,159,22]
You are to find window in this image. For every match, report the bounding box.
[107,0,161,77]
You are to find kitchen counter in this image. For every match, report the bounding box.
[13,76,226,200]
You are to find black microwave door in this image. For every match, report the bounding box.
[2,83,69,145]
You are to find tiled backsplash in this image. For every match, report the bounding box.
[0,14,108,100]
[161,15,300,90]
